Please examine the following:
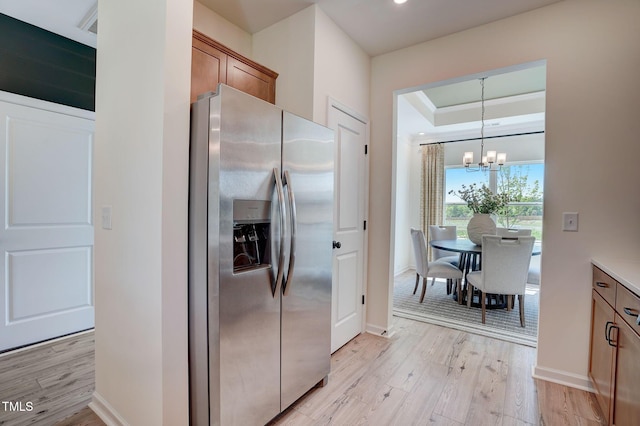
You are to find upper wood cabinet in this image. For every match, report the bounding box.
[191,35,227,102]
[191,30,277,104]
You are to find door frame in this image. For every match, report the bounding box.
[327,97,370,341]
[390,61,546,340]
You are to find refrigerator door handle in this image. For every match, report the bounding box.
[273,168,286,298]
[282,170,297,296]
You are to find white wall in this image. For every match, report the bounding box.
[370,0,640,389]
[92,0,192,424]
[393,133,414,275]
[193,1,252,58]
[312,6,370,126]
[394,96,417,274]
[409,146,421,233]
[252,5,371,126]
[252,6,316,120]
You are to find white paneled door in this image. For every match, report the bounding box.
[328,100,368,353]
[0,93,95,352]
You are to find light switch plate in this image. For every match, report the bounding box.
[101,205,112,230]
[562,212,578,231]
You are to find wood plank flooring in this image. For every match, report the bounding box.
[0,318,605,425]
[0,331,96,426]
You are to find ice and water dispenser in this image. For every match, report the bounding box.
[233,200,271,272]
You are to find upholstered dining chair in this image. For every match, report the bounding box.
[466,235,535,326]
[527,255,541,285]
[496,227,540,284]
[496,227,532,237]
[428,225,459,266]
[410,228,463,303]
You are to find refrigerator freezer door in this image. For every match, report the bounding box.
[189,91,220,426]
[216,85,283,425]
[280,111,334,410]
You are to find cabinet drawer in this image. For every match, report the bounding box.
[616,283,640,335]
[593,266,617,307]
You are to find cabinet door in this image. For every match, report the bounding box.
[191,38,227,103]
[613,315,640,426]
[226,56,276,104]
[589,290,616,424]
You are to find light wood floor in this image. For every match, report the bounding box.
[0,331,96,426]
[1,318,604,425]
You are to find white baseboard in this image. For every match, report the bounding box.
[394,265,413,276]
[365,322,395,338]
[532,365,594,393]
[89,392,129,426]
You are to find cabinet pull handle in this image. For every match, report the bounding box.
[623,307,638,317]
[605,321,613,340]
[607,324,619,347]
[595,281,608,288]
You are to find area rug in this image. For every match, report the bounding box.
[393,270,539,347]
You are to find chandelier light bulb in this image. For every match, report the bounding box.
[497,153,507,165]
[463,152,474,166]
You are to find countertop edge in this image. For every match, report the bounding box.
[592,258,640,296]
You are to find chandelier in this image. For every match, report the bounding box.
[463,77,506,171]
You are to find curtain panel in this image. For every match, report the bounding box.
[420,143,445,260]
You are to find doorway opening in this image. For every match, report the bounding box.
[391,61,546,346]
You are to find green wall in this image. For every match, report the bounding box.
[0,13,96,111]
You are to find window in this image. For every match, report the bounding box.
[444,163,544,241]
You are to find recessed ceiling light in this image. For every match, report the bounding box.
[394,0,408,4]
[418,132,425,135]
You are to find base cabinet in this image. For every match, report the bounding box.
[589,290,615,422]
[613,316,640,425]
[589,265,640,425]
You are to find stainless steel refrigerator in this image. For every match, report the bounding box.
[188,84,334,425]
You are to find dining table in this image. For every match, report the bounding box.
[429,238,541,307]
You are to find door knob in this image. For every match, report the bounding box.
[332,241,342,249]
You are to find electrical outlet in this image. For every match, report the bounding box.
[562,212,578,231]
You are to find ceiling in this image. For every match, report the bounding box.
[423,67,547,109]
[398,63,546,141]
[0,0,98,48]
[0,0,564,56]
[0,0,549,137]
[199,0,563,57]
